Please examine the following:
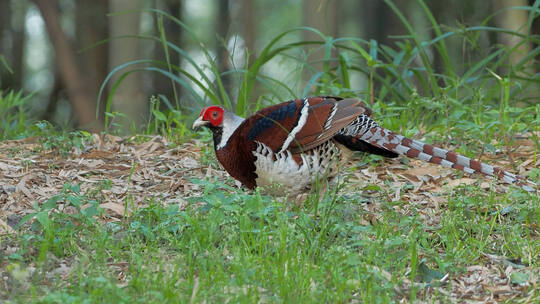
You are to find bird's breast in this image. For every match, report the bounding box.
[252,139,350,195]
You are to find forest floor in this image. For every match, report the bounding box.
[0,133,538,302]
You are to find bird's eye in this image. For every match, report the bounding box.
[212,112,218,118]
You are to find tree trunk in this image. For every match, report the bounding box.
[302,0,339,93]
[33,0,102,131]
[0,0,26,90]
[76,0,110,121]
[42,72,62,121]
[152,0,182,107]
[217,0,232,104]
[108,0,146,131]
[0,0,12,88]
[492,0,533,69]
[359,0,408,48]
[302,0,339,38]
[11,2,26,90]
[532,0,540,70]
[358,0,411,99]
[240,0,255,63]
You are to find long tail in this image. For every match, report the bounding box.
[357,125,538,193]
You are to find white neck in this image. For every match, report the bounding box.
[217,111,244,150]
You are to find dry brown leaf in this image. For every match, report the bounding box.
[467,265,489,272]
[483,284,513,295]
[76,159,105,168]
[179,156,199,169]
[83,150,114,159]
[100,202,129,216]
[446,178,477,188]
[401,166,441,182]
[17,174,35,199]
[0,218,14,234]
[480,182,491,189]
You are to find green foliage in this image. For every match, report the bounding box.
[145,95,192,142]
[2,178,538,302]
[18,183,103,230]
[0,93,96,150]
[0,90,32,140]
[0,54,13,74]
[33,121,92,156]
[13,183,103,265]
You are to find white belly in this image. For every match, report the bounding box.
[252,140,350,195]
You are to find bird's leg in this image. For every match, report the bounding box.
[289,177,330,208]
[290,192,308,208]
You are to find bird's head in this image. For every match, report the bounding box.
[192,105,225,129]
[192,105,244,150]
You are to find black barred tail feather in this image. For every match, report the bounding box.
[359,126,537,193]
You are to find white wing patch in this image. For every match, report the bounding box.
[278,98,310,153]
[316,103,338,140]
[324,103,337,130]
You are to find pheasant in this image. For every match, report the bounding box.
[192,96,537,195]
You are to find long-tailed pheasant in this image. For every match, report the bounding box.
[192,96,537,195]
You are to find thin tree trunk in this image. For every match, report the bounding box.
[33,0,102,131]
[302,0,339,92]
[217,0,231,104]
[358,0,410,99]
[0,0,12,88]
[11,13,25,90]
[109,0,146,131]
[360,0,407,48]
[532,0,540,71]
[240,0,255,63]
[302,0,339,38]
[152,0,182,107]
[42,72,62,121]
[0,0,26,90]
[76,0,109,122]
[238,0,257,109]
[493,0,533,69]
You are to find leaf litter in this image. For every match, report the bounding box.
[0,132,538,302]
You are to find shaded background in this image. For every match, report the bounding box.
[0,0,537,132]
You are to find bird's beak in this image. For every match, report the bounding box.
[192,117,208,129]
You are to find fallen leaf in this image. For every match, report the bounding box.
[446,178,477,188]
[484,284,513,295]
[402,166,441,182]
[179,156,199,169]
[0,218,15,234]
[100,202,129,216]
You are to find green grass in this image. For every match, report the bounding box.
[0,90,32,140]
[1,179,538,302]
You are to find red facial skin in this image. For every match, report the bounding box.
[200,106,224,127]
